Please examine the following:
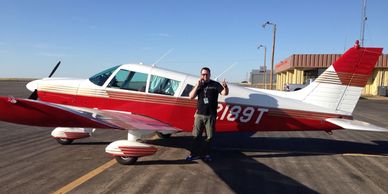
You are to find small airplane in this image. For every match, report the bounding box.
[0,41,386,165]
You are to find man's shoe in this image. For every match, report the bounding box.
[203,155,212,162]
[185,155,200,161]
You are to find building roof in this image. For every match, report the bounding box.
[275,53,388,73]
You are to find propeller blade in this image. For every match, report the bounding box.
[48,61,61,78]
[28,61,61,100]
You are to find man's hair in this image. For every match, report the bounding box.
[201,67,211,74]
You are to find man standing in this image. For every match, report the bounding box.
[186,67,229,161]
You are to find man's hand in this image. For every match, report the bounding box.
[189,79,204,99]
[221,79,229,96]
[197,79,204,87]
[222,79,227,88]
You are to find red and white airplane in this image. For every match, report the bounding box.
[0,42,386,165]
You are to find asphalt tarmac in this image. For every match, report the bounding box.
[1,80,388,194]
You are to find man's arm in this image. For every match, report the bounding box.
[189,80,202,99]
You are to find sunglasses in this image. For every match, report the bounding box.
[201,73,209,76]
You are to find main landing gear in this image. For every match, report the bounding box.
[156,132,172,139]
[56,138,74,145]
[53,128,171,165]
[105,139,158,165]
[114,156,139,165]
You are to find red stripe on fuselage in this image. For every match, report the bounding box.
[38,91,346,132]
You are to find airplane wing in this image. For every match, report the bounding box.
[0,96,181,132]
[326,118,388,132]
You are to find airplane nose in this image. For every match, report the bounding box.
[26,80,40,92]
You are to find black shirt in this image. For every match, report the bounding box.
[196,80,224,116]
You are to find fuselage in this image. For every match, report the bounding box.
[32,64,347,132]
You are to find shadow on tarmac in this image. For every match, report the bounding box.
[136,159,197,165]
[212,133,388,156]
[71,141,112,145]
[146,133,388,194]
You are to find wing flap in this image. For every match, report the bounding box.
[326,118,388,132]
[74,107,182,131]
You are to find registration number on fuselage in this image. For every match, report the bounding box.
[216,104,269,124]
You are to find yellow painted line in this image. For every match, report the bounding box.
[342,153,388,158]
[53,159,117,194]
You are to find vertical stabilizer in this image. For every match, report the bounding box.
[294,43,382,114]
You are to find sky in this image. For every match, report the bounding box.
[0,0,387,82]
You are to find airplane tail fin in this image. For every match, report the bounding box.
[295,43,383,114]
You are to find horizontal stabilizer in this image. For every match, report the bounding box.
[326,118,388,132]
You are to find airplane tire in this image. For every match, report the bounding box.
[56,138,74,145]
[156,132,172,139]
[115,156,138,165]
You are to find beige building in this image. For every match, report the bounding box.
[275,53,388,96]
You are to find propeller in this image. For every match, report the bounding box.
[48,61,61,78]
[28,61,61,100]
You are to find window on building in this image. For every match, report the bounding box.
[304,69,318,84]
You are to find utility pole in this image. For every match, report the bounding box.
[263,21,277,90]
[360,0,367,46]
[258,45,267,89]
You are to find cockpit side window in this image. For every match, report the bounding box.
[121,71,148,92]
[107,69,148,92]
[149,75,180,96]
[89,66,119,86]
[108,69,130,88]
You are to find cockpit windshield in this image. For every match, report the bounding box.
[89,65,119,86]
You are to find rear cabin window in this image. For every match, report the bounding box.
[181,84,193,97]
[108,70,148,92]
[149,75,180,96]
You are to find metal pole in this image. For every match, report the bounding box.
[258,45,267,89]
[263,46,267,89]
[360,0,367,46]
[270,24,276,90]
[263,21,277,90]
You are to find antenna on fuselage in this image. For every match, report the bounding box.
[152,48,174,67]
[215,63,236,81]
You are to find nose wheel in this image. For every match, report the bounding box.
[114,156,138,165]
